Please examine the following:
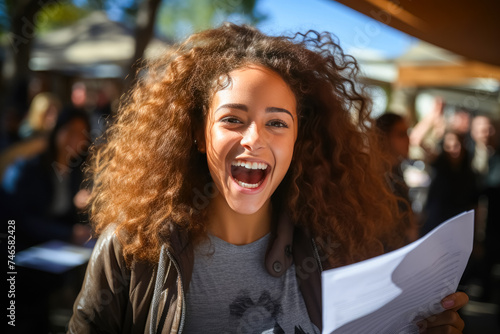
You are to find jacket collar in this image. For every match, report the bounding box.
[165,225,194,290]
[265,211,295,277]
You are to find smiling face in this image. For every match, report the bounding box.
[204,65,298,215]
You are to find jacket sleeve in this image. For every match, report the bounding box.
[67,226,131,334]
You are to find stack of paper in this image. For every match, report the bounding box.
[322,211,474,334]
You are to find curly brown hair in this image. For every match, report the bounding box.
[86,23,406,268]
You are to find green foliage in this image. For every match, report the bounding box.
[0,0,263,39]
[157,0,265,41]
[0,0,91,36]
[35,2,90,34]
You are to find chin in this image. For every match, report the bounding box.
[226,198,268,215]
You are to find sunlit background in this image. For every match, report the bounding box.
[1,1,499,333]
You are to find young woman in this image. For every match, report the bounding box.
[1,110,91,334]
[68,23,467,333]
[375,113,417,243]
[2,110,91,251]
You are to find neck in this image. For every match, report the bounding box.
[207,194,272,245]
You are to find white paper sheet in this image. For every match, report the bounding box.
[322,211,474,334]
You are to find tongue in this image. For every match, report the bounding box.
[231,166,265,185]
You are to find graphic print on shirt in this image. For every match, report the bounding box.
[229,289,310,334]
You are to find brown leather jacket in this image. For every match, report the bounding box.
[68,214,324,333]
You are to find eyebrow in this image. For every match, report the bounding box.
[266,107,294,120]
[215,103,294,120]
[215,103,248,113]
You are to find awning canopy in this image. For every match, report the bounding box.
[333,0,500,67]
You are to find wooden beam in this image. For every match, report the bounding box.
[397,61,500,87]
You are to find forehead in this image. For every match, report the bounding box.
[210,65,297,110]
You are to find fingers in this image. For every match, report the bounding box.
[428,310,464,329]
[416,293,469,333]
[442,292,469,312]
[417,310,465,333]
[426,326,463,334]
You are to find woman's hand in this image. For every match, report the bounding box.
[73,188,91,210]
[417,292,469,333]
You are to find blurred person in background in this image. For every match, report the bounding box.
[0,92,62,177]
[376,112,417,243]
[71,81,88,111]
[410,97,479,236]
[448,109,471,137]
[420,131,478,236]
[89,81,120,143]
[410,97,447,160]
[477,119,500,305]
[1,109,92,334]
[410,98,472,161]
[469,115,496,179]
[68,80,117,143]
[1,110,92,251]
[17,92,61,139]
[0,76,50,150]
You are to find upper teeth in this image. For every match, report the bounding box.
[231,160,268,170]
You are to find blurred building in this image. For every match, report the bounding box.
[2,11,170,104]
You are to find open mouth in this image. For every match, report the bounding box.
[230,160,269,189]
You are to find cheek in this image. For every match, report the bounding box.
[274,137,295,173]
[207,127,233,157]
[205,127,239,176]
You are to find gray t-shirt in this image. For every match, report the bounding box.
[184,233,319,334]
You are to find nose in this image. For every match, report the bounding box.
[240,123,265,151]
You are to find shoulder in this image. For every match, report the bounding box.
[69,226,134,333]
[95,224,121,250]
[1,155,44,194]
[72,225,133,314]
[91,224,129,273]
[8,154,45,178]
[92,225,161,278]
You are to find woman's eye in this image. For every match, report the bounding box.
[220,117,242,124]
[267,120,289,128]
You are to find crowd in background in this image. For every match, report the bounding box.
[1,79,118,251]
[1,77,499,331]
[0,78,118,333]
[376,100,500,311]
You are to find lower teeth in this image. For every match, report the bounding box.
[236,180,262,189]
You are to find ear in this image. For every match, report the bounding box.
[194,132,206,153]
[198,141,206,154]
